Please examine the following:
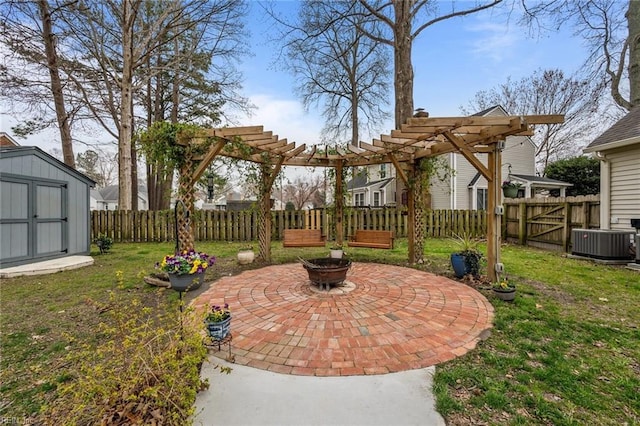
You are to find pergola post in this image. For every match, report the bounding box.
[407,162,416,263]
[334,162,344,245]
[257,159,283,262]
[177,146,195,252]
[486,142,503,282]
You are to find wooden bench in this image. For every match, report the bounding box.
[348,230,394,249]
[283,229,326,247]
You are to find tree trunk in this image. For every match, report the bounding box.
[38,0,75,167]
[627,0,640,108]
[393,1,414,129]
[118,0,134,211]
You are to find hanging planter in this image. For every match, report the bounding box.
[167,271,204,292]
[502,181,522,198]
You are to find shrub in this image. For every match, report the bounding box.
[45,271,210,424]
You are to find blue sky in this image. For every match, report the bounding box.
[239,0,588,150]
[1,0,588,168]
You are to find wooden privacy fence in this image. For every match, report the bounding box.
[90,208,487,243]
[503,195,600,251]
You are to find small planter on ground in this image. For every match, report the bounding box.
[450,233,484,278]
[237,245,255,265]
[205,303,231,340]
[492,278,516,301]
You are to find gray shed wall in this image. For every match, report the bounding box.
[0,148,93,267]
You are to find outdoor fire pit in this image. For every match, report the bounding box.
[301,258,352,291]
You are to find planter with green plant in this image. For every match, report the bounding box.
[329,242,344,259]
[450,233,483,278]
[502,180,523,198]
[492,277,516,301]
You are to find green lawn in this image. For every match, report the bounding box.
[0,239,638,424]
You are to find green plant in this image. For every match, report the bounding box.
[330,242,343,250]
[157,250,213,275]
[452,233,484,277]
[492,277,515,290]
[206,303,230,323]
[94,234,113,254]
[238,245,253,252]
[502,180,523,190]
[45,271,209,424]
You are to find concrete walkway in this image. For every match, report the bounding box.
[0,255,94,278]
[194,358,446,426]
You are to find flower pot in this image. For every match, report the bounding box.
[167,271,204,292]
[205,316,231,340]
[330,249,343,259]
[450,253,470,278]
[493,287,516,301]
[502,186,519,198]
[237,250,255,265]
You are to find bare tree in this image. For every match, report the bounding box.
[277,0,390,145]
[463,69,601,172]
[75,148,117,188]
[283,175,325,210]
[1,0,77,166]
[59,0,248,210]
[521,0,639,111]
[358,0,502,127]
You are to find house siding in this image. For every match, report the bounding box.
[607,146,640,231]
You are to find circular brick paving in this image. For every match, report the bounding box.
[194,262,493,376]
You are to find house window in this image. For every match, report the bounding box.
[355,193,365,206]
[380,164,387,179]
[373,191,381,207]
[476,189,487,210]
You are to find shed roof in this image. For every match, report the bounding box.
[0,146,95,186]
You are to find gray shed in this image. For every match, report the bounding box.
[0,146,95,267]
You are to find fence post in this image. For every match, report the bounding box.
[518,202,527,245]
[562,202,571,252]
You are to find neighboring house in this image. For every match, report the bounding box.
[347,163,397,207]
[91,185,149,210]
[346,105,570,210]
[0,132,20,147]
[584,107,640,232]
[0,146,95,267]
[429,105,571,210]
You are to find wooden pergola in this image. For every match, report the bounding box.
[176,113,563,282]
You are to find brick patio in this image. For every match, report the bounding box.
[194,262,493,376]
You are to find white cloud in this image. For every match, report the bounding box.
[239,94,324,146]
[467,21,520,63]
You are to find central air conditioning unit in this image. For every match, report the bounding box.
[571,229,634,260]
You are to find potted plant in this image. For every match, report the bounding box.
[502,180,522,198]
[156,250,213,292]
[205,303,231,340]
[329,242,344,259]
[94,233,113,254]
[450,233,483,278]
[492,277,516,301]
[237,245,255,265]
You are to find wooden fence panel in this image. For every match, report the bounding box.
[91,206,489,244]
[503,195,600,251]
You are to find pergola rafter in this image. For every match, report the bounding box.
[176,113,563,281]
